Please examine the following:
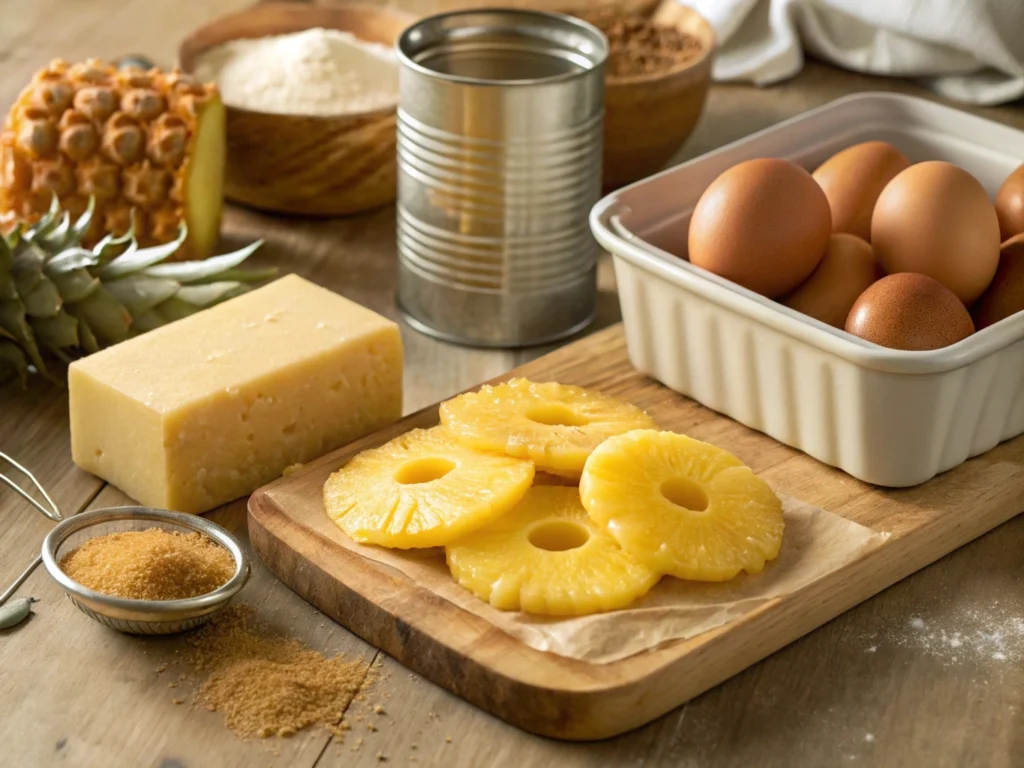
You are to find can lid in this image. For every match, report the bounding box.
[397,9,608,87]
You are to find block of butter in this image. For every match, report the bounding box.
[69,274,403,514]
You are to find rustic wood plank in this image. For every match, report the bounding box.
[0,0,1022,762]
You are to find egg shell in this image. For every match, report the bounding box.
[995,163,1024,241]
[845,272,974,351]
[781,233,880,328]
[871,161,1000,305]
[687,158,831,298]
[812,141,910,242]
[971,234,1024,330]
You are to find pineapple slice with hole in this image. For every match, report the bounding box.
[580,430,784,582]
[439,378,656,477]
[446,486,659,615]
[323,427,534,549]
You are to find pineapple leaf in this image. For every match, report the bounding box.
[68,197,96,243]
[130,309,165,334]
[50,269,100,304]
[93,222,136,263]
[11,244,44,296]
[71,287,132,345]
[0,241,15,301]
[0,339,29,389]
[71,311,100,354]
[153,297,199,324]
[31,312,80,351]
[105,275,180,316]
[144,240,264,282]
[25,196,62,243]
[0,298,46,373]
[99,224,188,280]
[21,275,63,319]
[36,212,72,251]
[46,247,100,275]
[193,266,279,284]
[173,281,245,308]
[0,276,13,302]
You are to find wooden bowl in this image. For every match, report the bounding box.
[601,3,716,188]
[179,3,414,216]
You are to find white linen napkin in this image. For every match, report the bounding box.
[679,0,1024,105]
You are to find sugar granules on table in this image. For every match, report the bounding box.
[183,604,376,739]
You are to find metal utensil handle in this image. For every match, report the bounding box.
[0,555,42,606]
[0,451,63,522]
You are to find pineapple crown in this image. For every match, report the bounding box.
[0,196,273,387]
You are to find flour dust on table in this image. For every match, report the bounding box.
[865,601,1024,667]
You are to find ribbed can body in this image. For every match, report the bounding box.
[396,10,607,346]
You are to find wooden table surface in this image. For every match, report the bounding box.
[1,1,1022,766]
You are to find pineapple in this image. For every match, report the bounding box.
[1,58,225,262]
[580,430,784,582]
[446,486,659,615]
[439,379,656,477]
[0,195,270,387]
[532,471,578,487]
[323,427,534,549]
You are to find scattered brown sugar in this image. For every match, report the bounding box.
[184,605,369,740]
[579,11,704,78]
[59,528,235,601]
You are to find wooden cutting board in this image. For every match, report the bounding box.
[247,324,1024,740]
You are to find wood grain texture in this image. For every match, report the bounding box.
[249,324,1024,739]
[2,0,1024,763]
[178,3,415,215]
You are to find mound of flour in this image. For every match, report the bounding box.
[194,27,398,116]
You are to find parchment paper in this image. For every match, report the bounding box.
[268,476,889,664]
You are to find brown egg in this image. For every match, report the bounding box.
[995,163,1024,241]
[971,234,1024,329]
[871,161,1000,305]
[781,233,881,328]
[845,273,974,351]
[688,158,831,298]
[812,141,910,242]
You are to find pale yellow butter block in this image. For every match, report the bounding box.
[69,274,403,514]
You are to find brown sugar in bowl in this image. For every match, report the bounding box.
[598,3,716,188]
[179,3,415,216]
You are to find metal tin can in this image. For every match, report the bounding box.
[395,9,607,347]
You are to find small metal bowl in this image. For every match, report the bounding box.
[41,507,250,635]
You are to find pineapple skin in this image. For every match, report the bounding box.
[323,426,535,549]
[446,486,659,616]
[0,58,224,261]
[439,378,657,476]
[581,430,785,582]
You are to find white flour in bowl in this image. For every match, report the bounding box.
[193,27,398,116]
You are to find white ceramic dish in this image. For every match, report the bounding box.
[590,92,1024,487]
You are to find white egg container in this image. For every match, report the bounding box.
[590,92,1024,487]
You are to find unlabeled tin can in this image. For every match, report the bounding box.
[395,9,607,347]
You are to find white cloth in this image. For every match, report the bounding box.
[679,0,1024,105]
